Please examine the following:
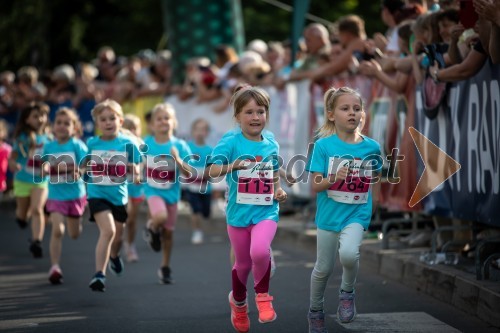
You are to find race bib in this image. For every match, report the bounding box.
[47,151,77,183]
[184,167,206,192]
[25,144,44,176]
[89,150,127,185]
[146,155,176,189]
[327,157,372,204]
[236,161,274,205]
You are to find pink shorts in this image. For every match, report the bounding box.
[147,196,178,231]
[46,197,87,218]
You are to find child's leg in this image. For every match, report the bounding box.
[126,200,141,245]
[161,204,178,268]
[15,196,30,225]
[93,210,116,274]
[227,225,252,303]
[66,217,82,240]
[338,223,364,292]
[29,187,48,241]
[110,221,124,259]
[310,228,340,311]
[49,212,65,266]
[249,220,277,295]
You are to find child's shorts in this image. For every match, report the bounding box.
[88,198,128,223]
[185,190,211,219]
[46,196,87,218]
[147,196,178,231]
[13,180,47,197]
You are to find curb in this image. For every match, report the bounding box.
[275,218,500,329]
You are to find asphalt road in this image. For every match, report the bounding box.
[0,203,498,333]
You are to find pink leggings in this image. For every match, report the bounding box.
[227,219,277,302]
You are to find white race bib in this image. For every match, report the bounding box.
[47,151,77,183]
[327,157,372,204]
[236,161,274,205]
[146,155,176,189]
[89,150,127,186]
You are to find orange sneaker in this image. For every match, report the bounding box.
[255,293,277,323]
[228,291,250,332]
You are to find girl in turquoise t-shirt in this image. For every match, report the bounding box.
[8,102,51,258]
[42,107,88,285]
[142,103,193,285]
[85,99,142,292]
[207,85,287,332]
[306,87,382,331]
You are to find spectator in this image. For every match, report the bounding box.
[473,0,500,64]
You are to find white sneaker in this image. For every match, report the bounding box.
[191,230,204,245]
[127,243,139,262]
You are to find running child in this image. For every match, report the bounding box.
[0,120,12,196]
[9,102,51,258]
[42,107,88,284]
[85,99,142,292]
[122,114,145,262]
[142,103,193,284]
[185,118,213,244]
[207,85,287,333]
[306,87,381,332]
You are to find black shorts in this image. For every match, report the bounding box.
[88,198,128,223]
[185,191,211,219]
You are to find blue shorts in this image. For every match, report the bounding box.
[185,190,211,219]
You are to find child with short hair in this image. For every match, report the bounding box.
[43,107,88,284]
[207,84,287,332]
[85,99,142,292]
[9,102,51,258]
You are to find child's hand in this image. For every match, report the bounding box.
[8,160,21,173]
[329,166,349,182]
[230,159,249,172]
[274,188,288,202]
[284,173,297,187]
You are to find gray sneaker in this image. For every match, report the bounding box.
[307,310,328,333]
[337,291,356,323]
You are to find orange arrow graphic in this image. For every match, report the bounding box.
[408,127,461,207]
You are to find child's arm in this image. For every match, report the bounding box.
[273,170,287,202]
[311,166,349,193]
[8,150,20,173]
[170,146,193,177]
[279,167,296,187]
[205,159,247,179]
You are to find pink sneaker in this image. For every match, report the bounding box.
[228,291,250,332]
[48,265,63,285]
[255,293,277,323]
[126,243,139,262]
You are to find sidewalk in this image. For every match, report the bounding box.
[275,216,500,329]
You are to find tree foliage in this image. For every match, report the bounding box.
[0,0,383,71]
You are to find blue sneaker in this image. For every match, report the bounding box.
[89,273,106,292]
[337,290,356,323]
[109,256,124,276]
[308,310,328,333]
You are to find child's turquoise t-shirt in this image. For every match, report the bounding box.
[186,141,213,194]
[307,134,382,232]
[143,136,192,204]
[208,130,280,227]
[13,133,51,184]
[85,134,142,205]
[42,137,88,201]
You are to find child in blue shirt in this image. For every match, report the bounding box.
[42,107,88,285]
[185,118,213,245]
[85,99,142,292]
[207,84,287,332]
[8,102,51,258]
[142,103,193,284]
[306,87,382,332]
